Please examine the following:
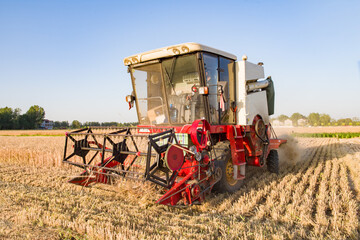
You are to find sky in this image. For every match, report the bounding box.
[0,0,359,123]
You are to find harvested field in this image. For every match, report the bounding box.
[273,126,360,136]
[1,134,360,239]
[0,129,68,136]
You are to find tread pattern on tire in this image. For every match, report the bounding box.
[267,149,279,174]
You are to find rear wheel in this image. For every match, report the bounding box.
[212,141,243,193]
[267,150,279,174]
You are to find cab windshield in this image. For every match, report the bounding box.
[162,54,206,124]
[131,54,206,125]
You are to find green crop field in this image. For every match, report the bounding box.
[292,132,360,139]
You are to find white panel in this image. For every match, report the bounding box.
[235,61,247,125]
[236,60,269,126]
[246,91,269,125]
[244,61,264,81]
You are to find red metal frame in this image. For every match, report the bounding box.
[68,141,123,186]
[143,118,285,205]
[65,118,286,206]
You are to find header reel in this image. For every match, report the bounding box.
[63,121,221,206]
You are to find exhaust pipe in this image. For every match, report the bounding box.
[246,79,269,92]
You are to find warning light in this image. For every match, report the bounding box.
[198,87,209,95]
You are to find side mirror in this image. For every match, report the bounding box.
[125,95,135,110]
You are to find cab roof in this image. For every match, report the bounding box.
[123,42,237,66]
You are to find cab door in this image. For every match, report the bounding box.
[202,53,235,124]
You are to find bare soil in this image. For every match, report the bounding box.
[273,126,360,136]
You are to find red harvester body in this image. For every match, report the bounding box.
[63,43,286,206]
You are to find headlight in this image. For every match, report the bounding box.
[181,46,189,53]
[132,57,139,63]
[125,95,134,103]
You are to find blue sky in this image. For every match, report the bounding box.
[0,0,359,122]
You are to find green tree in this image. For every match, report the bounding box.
[12,108,21,129]
[330,118,336,126]
[319,114,331,126]
[83,121,100,126]
[53,121,61,129]
[308,113,320,126]
[60,121,69,128]
[0,107,16,129]
[101,122,119,127]
[71,120,81,129]
[337,118,352,126]
[121,122,139,127]
[18,114,29,129]
[290,113,305,126]
[25,105,45,129]
[277,114,289,123]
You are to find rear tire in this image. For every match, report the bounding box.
[267,150,279,174]
[212,141,243,193]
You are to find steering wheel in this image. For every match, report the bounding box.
[190,119,211,150]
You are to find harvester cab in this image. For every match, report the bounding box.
[63,43,286,206]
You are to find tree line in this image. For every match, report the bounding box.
[1,106,359,130]
[273,113,360,127]
[0,106,45,130]
[0,106,138,130]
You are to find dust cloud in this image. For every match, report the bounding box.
[278,134,300,165]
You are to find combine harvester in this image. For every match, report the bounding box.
[63,43,286,206]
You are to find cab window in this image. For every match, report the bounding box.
[203,53,234,124]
